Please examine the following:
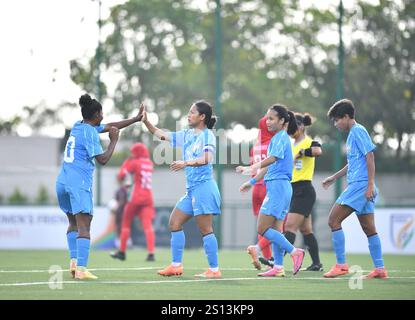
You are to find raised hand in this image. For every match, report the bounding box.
[136,103,145,121]
[109,126,119,142]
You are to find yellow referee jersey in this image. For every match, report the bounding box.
[292,136,316,183]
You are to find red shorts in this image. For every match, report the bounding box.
[252,184,267,216]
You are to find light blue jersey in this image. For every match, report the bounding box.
[57,121,105,191]
[264,130,293,181]
[169,128,216,189]
[346,123,376,184]
[170,128,221,216]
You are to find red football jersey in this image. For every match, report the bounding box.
[118,144,154,206]
[249,116,275,185]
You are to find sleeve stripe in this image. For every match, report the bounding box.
[203,145,215,152]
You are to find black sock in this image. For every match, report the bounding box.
[304,233,320,265]
[284,231,296,245]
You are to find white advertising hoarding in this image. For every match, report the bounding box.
[342,208,415,254]
[0,206,110,249]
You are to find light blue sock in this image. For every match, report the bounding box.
[171,230,185,264]
[76,238,90,267]
[263,228,295,254]
[332,229,346,264]
[273,243,284,267]
[66,231,78,260]
[203,233,218,268]
[368,234,384,268]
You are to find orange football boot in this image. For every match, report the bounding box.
[362,268,388,279]
[194,269,222,278]
[323,264,349,278]
[157,264,183,276]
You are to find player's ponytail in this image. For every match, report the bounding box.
[294,112,313,127]
[269,104,298,135]
[195,100,217,129]
[286,111,298,136]
[79,93,102,120]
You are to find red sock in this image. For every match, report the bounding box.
[258,235,272,259]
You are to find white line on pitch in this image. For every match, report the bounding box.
[1,267,415,273]
[1,276,415,287]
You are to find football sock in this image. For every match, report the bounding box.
[304,233,321,265]
[171,230,185,264]
[76,237,90,267]
[368,233,384,268]
[203,233,219,269]
[66,231,78,260]
[272,242,284,267]
[284,231,296,245]
[332,228,346,265]
[263,228,295,254]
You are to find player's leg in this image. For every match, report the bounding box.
[139,206,156,261]
[192,180,222,278]
[284,212,305,247]
[253,185,272,259]
[66,214,78,277]
[74,212,96,279]
[110,202,136,260]
[323,204,354,278]
[194,214,221,278]
[68,187,97,280]
[357,213,387,279]
[158,206,192,276]
[56,182,78,277]
[257,216,299,277]
[300,215,323,271]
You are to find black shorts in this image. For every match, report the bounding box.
[289,181,316,217]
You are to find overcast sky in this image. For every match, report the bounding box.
[0,0,126,125]
[0,0,371,138]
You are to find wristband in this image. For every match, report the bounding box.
[249,178,257,185]
[304,148,313,157]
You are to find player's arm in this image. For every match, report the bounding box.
[170,151,213,171]
[365,151,376,200]
[96,127,119,165]
[322,164,348,189]
[101,103,144,133]
[240,167,268,193]
[296,141,322,159]
[236,156,276,175]
[141,108,171,142]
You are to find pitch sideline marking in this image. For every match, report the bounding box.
[1,276,415,287]
[1,267,415,273]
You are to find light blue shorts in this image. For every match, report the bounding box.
[260,179,292,220]
[175,180,221,216]
[336,181,377,215]
[56,182,94,215]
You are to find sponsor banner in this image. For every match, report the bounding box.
[342,208,415,254]
[0,206,202,249]
[0,206,109,249]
